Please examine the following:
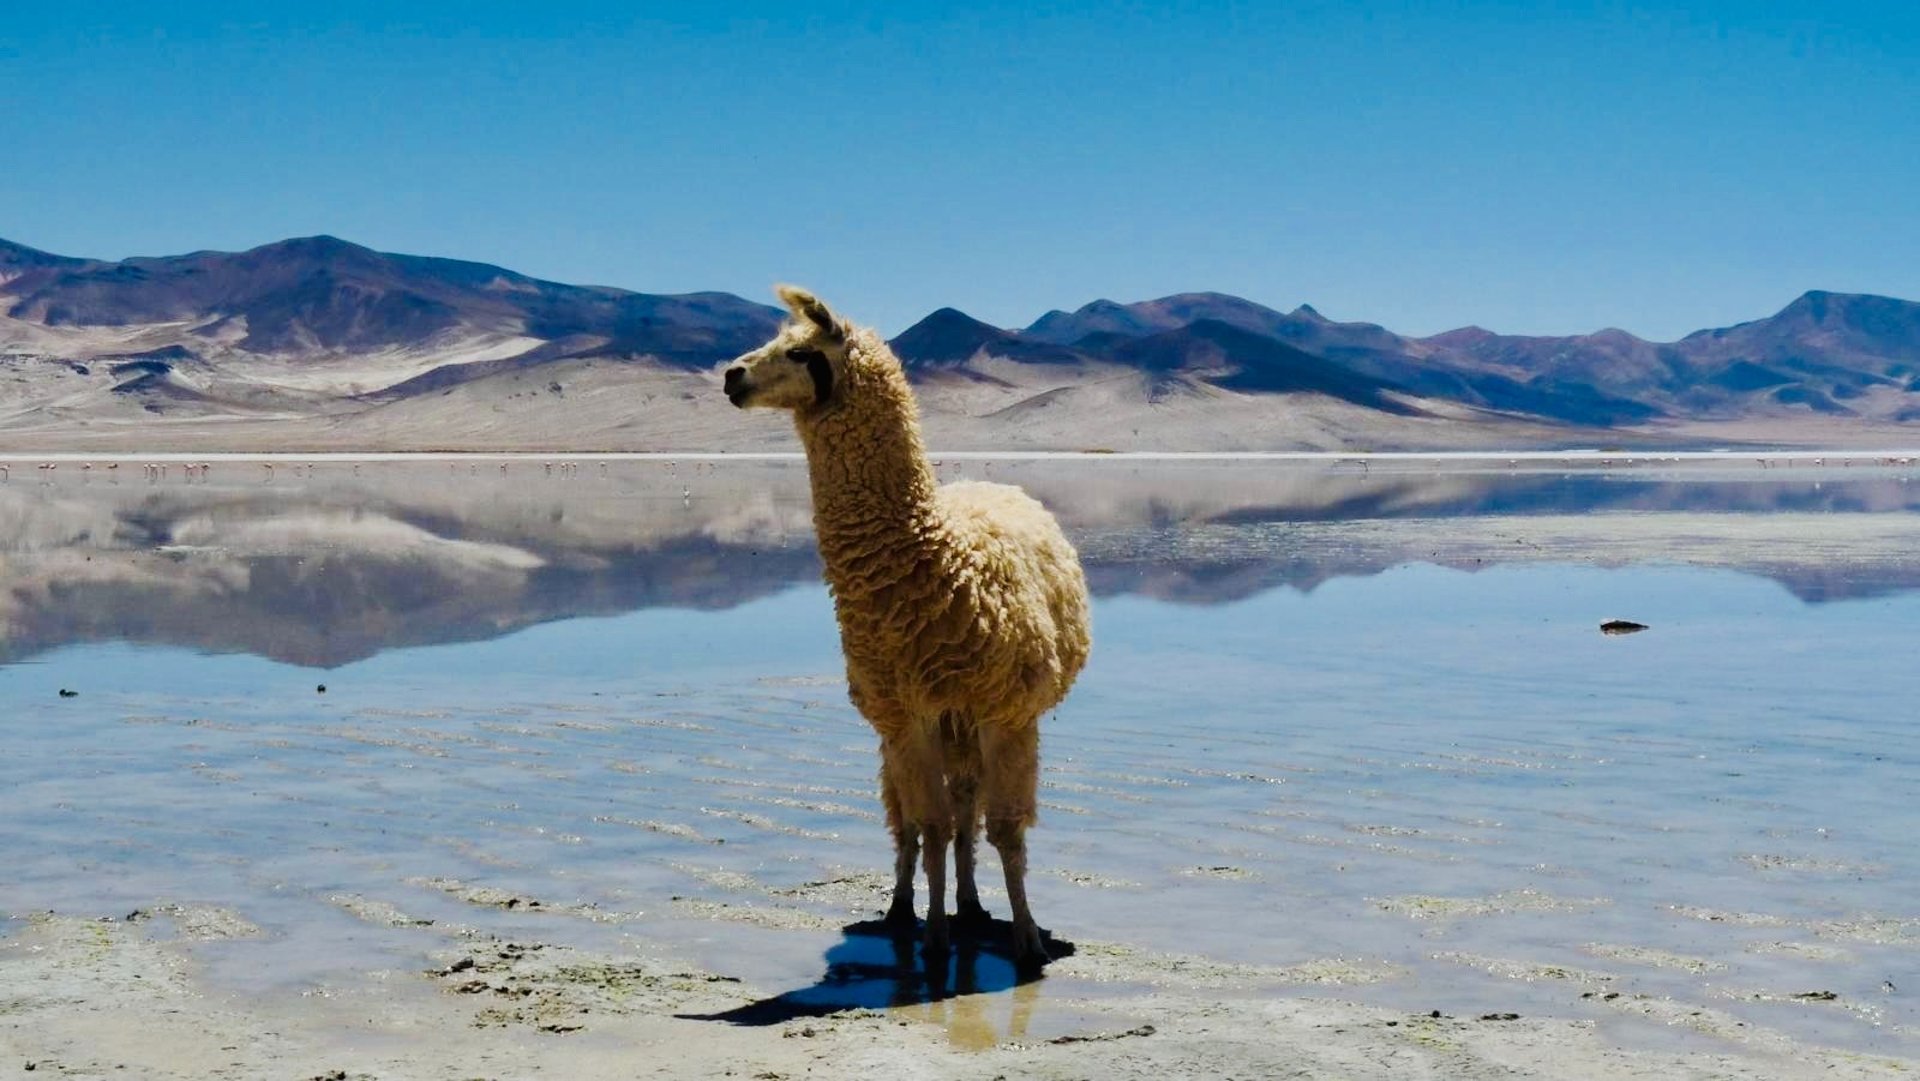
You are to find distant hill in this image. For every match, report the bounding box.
[919,288,1920,429]
[2,232,1918,451]
[889,307,1082,368]
[0,238,89,274]
[0,234,782,380]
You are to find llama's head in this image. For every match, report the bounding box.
[723,285,859,413]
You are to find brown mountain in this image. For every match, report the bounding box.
[1013,289,1920,428]
[1,238,89,274]
[3,233,1918,449]
[888,307,1083,368]
[1,234,782,377]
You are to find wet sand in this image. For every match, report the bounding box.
[14,908,1906,1081]
[3,460,1918,1078]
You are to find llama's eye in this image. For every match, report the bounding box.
[788,348,825,364]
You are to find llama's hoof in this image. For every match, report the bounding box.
[954,899,993,932]
[1012,921,1049,972]
[882,899,917,931]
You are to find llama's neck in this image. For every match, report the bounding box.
[794,352,940,598]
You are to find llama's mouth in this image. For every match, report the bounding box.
[722,363,753,408]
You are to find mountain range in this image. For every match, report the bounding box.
[3,234,1918,451]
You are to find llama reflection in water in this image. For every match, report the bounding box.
[681,918,1071,1046]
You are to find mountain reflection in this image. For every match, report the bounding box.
[3,458,1918,667]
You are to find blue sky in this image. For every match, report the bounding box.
[3,1,1916,338]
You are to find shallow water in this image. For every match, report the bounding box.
[2,458,1917,1056]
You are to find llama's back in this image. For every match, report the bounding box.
[932,480,1091,715]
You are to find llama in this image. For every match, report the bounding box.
[724,286,1091,967]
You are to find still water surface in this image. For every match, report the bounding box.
[2,458,1916,1054]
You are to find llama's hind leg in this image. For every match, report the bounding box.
[981,723,1048,969]
[880,762,919,929]
[987,817,1044,969]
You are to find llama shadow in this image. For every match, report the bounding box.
[677,916,1075,1026]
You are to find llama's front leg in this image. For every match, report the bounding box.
[951,770,990,930]
[920,815,953,957]
[894,729,955,958]
[880,763,919,929]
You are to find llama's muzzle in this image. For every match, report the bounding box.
[723,365,749,407]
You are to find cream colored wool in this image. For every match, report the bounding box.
[723,287,1091,963]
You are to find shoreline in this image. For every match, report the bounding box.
[5,905,1911,1080]
[2,448,1918,464]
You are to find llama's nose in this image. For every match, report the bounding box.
[723,366,746,393]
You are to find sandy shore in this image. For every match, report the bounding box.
[5,906,1909,1080]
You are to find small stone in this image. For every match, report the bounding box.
[1600,619,1648,635]
[316,684,327,694]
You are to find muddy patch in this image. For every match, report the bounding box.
[1582,943,1727,974]
[1376,890,1609,920]
[328,894,437,929]
[428,936,748,1034]
[408,877,636,922]
[1057,940,1408,989]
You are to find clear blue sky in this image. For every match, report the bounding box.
[4,1,1916,339]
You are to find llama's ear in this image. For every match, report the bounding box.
[775,284,844,340]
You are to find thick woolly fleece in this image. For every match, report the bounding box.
[794,326,1092,828]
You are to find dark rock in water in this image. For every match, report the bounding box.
[1600,619,1649,635]
[57,688,77,698]
[316,684,327,694]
